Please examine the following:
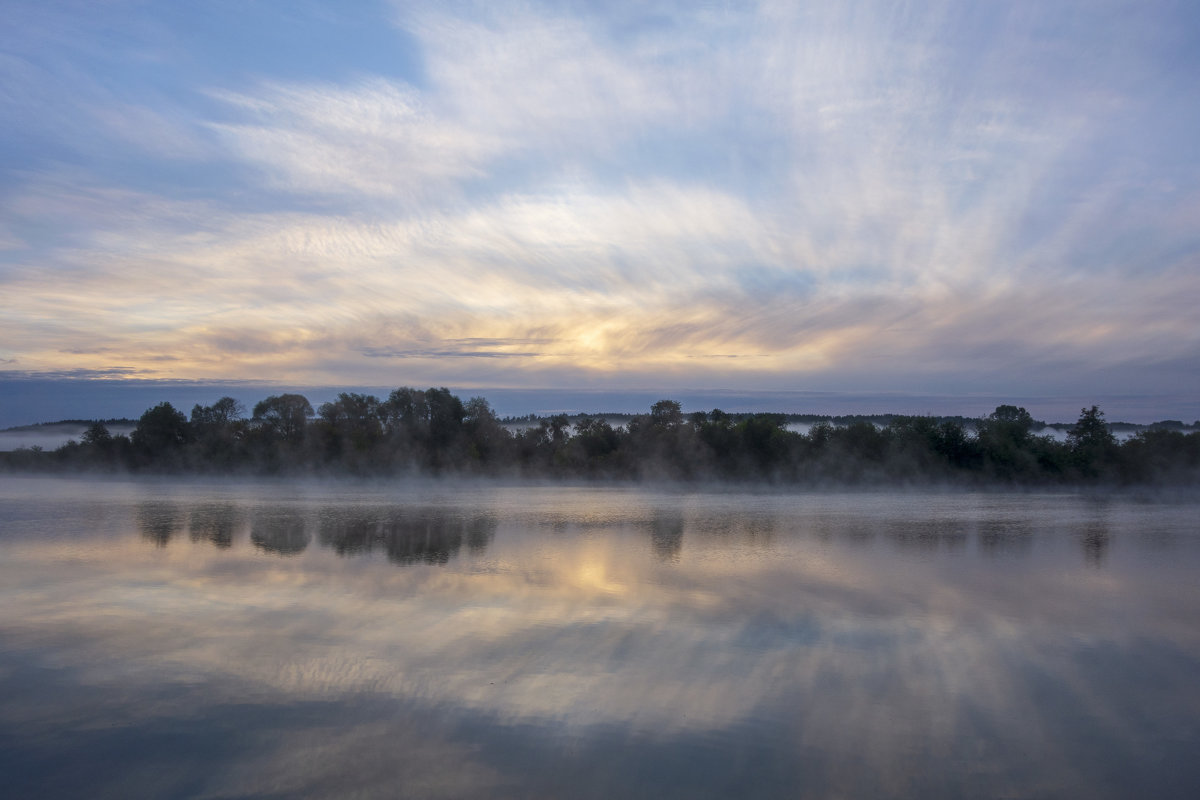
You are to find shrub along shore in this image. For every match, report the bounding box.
[3,389,1198,485]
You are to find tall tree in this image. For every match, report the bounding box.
[132,402,192,456]
[253,394,314,443]
[1068,406,1117,477]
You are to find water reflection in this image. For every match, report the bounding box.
[2,480,1198,799]
[1080,524,1111,566]
[251,509,310,556]
[122,493,1191,569]
[884,519,969,553]
[136,502,184,546]
[1073,497,1113,567]
[976,520,1033,557]
[190,504,240,549]
[811,516,875,547]
[647,513,684,562]
[318,508,496,565]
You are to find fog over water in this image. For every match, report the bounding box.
[1,476,1198,798]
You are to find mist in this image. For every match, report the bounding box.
[4,388,1198,488]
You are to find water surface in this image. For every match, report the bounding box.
[1,476,1197,798]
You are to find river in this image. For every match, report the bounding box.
[1,476,1197,798]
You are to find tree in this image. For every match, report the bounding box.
[191,396,244,428]
[381,387,429,439]
[253,394,314,443]
[984,405,1034,439]
[424,388,466,449]
[650,399,683,429]
[571,415,620,463]
[1067,406,1117,477]
[77,421,122,466]
[1068,406,1115,451]
[132,402,191,456]
[81,422,112,448]
[463,396,508,465]
[977,405,1037,480]
[317,393,383,453]
[545,414,571,444]
[191,397,246,466]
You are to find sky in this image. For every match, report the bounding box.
[2,0,1199,425]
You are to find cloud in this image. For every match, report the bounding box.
[5,482,1199,784]
[2,162,1198,396]
[0,367,149,380]
[208,79,497,199]
[405,3,694,139]
[1,0,1198,403]
[362,336,556,359]
[204,2,718,204]
[88,101,214,160]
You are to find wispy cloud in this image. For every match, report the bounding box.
[208,79,496,199]
[1,0,1198,404]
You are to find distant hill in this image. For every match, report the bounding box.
[1,418,136,433]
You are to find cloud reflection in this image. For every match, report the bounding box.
[1,479,1200,796]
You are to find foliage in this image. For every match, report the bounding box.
[4,393,1198,486]
[131,402,191,464]
[253,394,313,443]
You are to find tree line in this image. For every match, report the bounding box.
[3,389,1198,485]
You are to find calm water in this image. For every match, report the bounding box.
[1,476,1198,799]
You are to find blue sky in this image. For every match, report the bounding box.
[2,0,1199,424]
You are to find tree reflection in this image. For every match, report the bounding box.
[1081,525,1110,567]
[380,515,464,565]
[251,510,311,556]
[188,504,240,549]
[316,510,378,556]
[977,521,1033,558]
[729,516,778,547]
[647,514,684,562]
[811,519,875,547]
[465,518,494,555]
[136,503,184,547]
[1077,501,1113,567]
[317,509,495,565]
[886,521,968,553]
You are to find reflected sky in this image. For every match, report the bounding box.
[1,477,1198,798]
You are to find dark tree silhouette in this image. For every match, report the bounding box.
[317,392,383,455]
[191,396,244,427]
[463,396,507,464]
[191,397,246,466]
[8,389,1198,486]
[650,399,683,429]
[253,394,314,443]
[1068,405,1118,478]
[81,421,112,447]
[977,405,1038,480]
[132,402,191,457]
[425,388,466,449]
